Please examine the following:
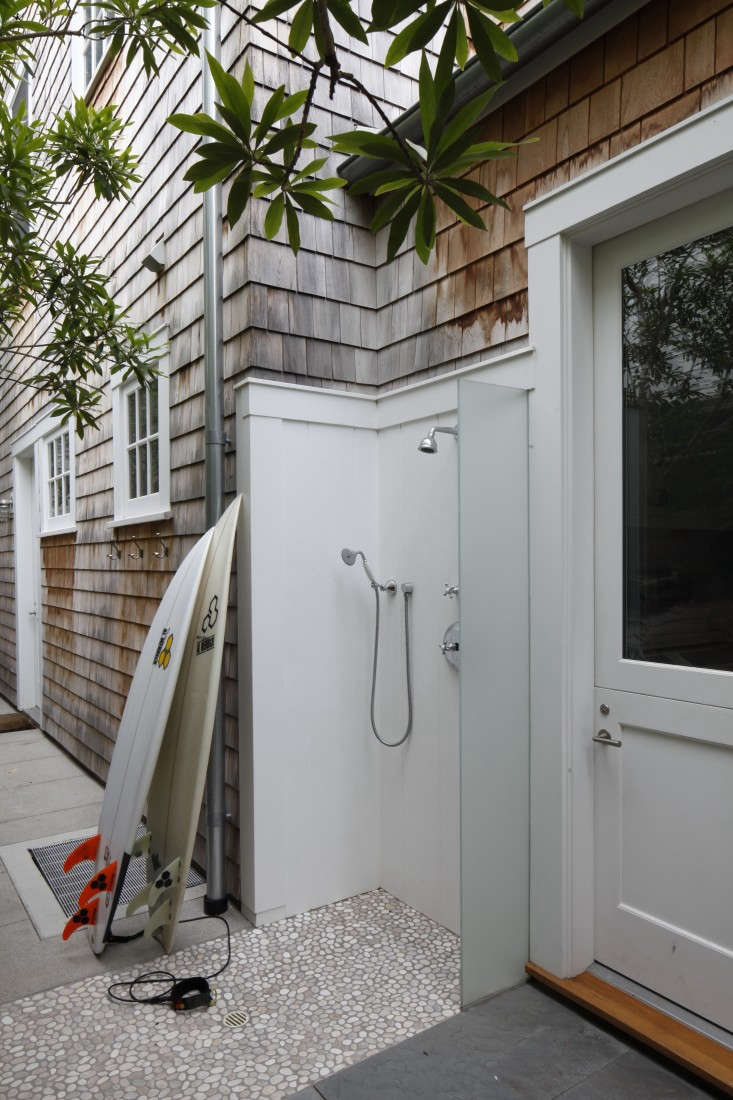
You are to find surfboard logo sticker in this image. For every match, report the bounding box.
[201,596,219,633]
[195,634,215,656]
[153,629,174,669]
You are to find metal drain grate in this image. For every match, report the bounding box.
[224,1010,250,1029]
[29,830,204,918]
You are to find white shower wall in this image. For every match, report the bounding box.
[236,380,459,931]
[377,419,460,933]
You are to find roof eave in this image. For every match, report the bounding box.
[339,0,648,182]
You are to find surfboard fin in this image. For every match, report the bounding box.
[125,881,152,918]
[62,897,100,940]
[77,861,118,909]
[63,833,100,873]
[131,831,151,858]
[125,857,181,917]
[144,898,172,940]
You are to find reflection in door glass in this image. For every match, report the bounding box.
[622,225,733,670]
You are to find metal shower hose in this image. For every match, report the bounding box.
[369,584,413,747]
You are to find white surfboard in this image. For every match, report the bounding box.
[127,496,241,952]
[62,526,215,953]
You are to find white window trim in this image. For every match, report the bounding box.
[70,3,114,100]
[110,328,170,526]
[522,93,733,982]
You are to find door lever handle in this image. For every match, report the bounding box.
[593,729,622,748]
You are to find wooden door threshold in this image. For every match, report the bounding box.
[526,962,733,1096]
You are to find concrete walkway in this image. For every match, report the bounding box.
[0,713,248,1003]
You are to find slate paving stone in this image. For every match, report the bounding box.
[560,1049,724,1099]
[314,1048,523,1099]
[302,984,724,1100]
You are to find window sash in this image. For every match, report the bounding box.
[46,429,72,520]
[125,382,160,501]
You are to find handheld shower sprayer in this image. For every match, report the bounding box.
[341,546,413,747]
[341,547,395,592]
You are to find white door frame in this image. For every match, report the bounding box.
[523,93,733,980]
[13,443,42,715]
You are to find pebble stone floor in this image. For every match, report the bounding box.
[0,889,459,1099]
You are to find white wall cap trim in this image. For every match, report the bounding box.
[107,509,173,529]
[235,345,534,430]
[525,93,733,248]
[40,523,77,538]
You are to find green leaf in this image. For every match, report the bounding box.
[435,10,458,96]
[285,198,300,254]
[434,182,487,229]
[292,176,346,192]
[465,7,502,83]
[370,0,423,30]
[386,190,421,262]
[385,1,452,68]
[418,52,436,148]
[227,169,252,225]
[349,166,412,196]
[242,62,255,105]
[432,87,497,160]
[291,156,328,183]
[374,176,418,195]
[455,10,468,69]
[370,186,418,233]
[191,162,235,191]
[264,193,285,238]
[438,176,501,204]
[260,122,315,157]
[169,112,239,145]
[253,0,302,22]
[327,0,368,42]
[255,85,285,142]
[414,188,436,264]
[292,192,334,219]
[206,53,253,125]
[330,130,413,166]
[482,13,519,62]
[276,89,309,120]
[289,0,313,53]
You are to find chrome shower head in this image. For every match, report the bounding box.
[417,425,458,454]
[341,547,378,588]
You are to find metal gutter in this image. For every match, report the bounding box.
[340,0,650,182]
[202,4,228,917]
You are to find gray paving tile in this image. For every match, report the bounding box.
[289,1090,324,1100]
[0,737,64,765]
[315,1048,521,1099]
[0,753,84,789]
[487,1019,627,1099]
[561,1049,722,1099]
[0,865,27,927]
[2,774,103,821]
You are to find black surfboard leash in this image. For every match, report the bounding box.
[106,914,231,1011]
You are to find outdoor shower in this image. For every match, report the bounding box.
[341,548,413,748]
[417,425,458,454]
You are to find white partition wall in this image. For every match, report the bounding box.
[459,380,530,1007]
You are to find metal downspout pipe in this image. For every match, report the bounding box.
[202,4,228,916]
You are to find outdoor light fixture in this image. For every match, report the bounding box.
[141,238,166,275]
[0,496,13,520]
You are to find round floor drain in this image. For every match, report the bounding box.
[224,1009,250,1028]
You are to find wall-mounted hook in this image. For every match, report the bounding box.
[128,538,144,560]
[153,533,169,559]
[107,540,122,561]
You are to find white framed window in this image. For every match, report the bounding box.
[111,334,170,526]
[71,3,112,99]
[41,424,76,535]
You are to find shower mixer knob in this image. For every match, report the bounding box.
[443,584,459,598]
